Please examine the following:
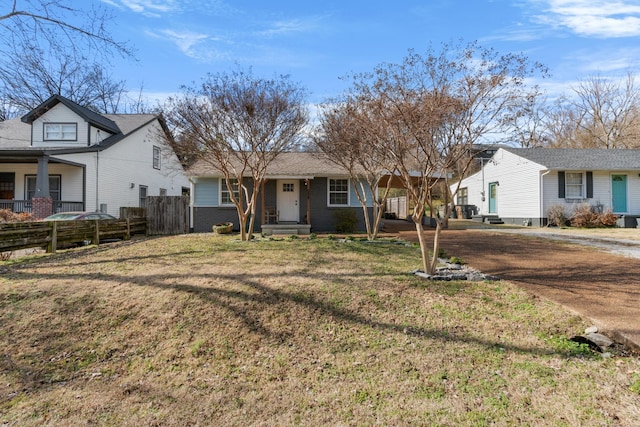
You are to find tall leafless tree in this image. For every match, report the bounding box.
[0,1,136,116]
[570,73,640,148]
[344,42,546,274]
[543,73,640,148]
[314,98,397,240]
[163,69,309,241]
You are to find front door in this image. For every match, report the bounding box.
[277,180,299,222]
[488,182,498,213]
[612,174,627,213]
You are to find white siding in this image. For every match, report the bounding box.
[31,103,89,148]
[55,119,188,216]
[453,148,545,218]
[543,170,640,216]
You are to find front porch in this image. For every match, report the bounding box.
[0,200,84,214]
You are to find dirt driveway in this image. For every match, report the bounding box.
[383,220,640,353]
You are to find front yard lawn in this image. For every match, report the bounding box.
[1,234,638,426]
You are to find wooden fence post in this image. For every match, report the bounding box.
[48,222,57,253]
[93,220,100,245]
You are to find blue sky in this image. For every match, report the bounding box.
[100,0,640,105]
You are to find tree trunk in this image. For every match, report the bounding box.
[413,211,431,274]
[430,219,443,274]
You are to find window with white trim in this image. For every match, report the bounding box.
[565,172,584,198]
[153,146,161,169]
[44,123,77,141]
[328,178,349,206]
[220,178,240,205]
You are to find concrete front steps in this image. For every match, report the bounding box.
[471,214,504,225]
[261,223,311,235]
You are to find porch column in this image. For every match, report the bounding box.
[34,156,50,197]
[32,156,53,219]
[305,179,311,225]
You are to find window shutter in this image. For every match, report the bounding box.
[558,171,565,198]
[586,171,593,198]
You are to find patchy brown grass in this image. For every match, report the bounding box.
[1,234,639,426]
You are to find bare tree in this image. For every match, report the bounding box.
[345,42,546,274]
[570,73,640,148]
[0,1,135,116]
[163,69,309,241]
[314,98,397,240]
[544,73,640,148]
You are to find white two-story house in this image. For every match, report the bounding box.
[0,94,189,218]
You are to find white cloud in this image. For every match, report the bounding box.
[147,29,228,62]
[101,0,180,17]
[535,0,640,37]
[257,18,319,37]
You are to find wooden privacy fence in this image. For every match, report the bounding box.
[0,218,146,254]
[145,196,190,235]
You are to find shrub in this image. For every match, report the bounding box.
[598,209,618,227]
[569,204,599,228]
[333,209,358,234]
[0,209,34,224]
[569,204,617,228]
[546,204,567,227]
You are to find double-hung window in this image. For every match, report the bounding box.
[139,185,148,208]
[153,146,161,170]
[25,175,61,201]
[565,172,584,198]
[457,187,468,205]
[328,178,349,206]
[44,123,77,141]
[220,178,239,205]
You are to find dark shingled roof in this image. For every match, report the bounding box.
[503,148,640,170]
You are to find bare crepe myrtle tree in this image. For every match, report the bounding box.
[346,42,546,274]
[314,98,397,240]
[163,69,309,241]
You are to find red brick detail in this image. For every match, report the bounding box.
[32,197,53,219]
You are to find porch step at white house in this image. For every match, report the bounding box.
[472,214,504,225]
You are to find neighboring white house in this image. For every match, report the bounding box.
[452,147,640,227]
[0,95,189,218]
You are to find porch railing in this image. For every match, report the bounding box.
[0,200,84,214]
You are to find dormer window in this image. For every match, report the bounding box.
[44,123,77,141]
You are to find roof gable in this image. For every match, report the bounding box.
[502,147,640,171]
[20,94,120,134]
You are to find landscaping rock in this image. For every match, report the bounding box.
[570,332,615,353]
[585,326,599,334]
[412,265,500,282]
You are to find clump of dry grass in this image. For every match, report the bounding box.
[0,234,639,426]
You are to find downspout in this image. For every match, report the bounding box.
[95,130,102,212]
[95,149,99,211]
[540,169,550,226]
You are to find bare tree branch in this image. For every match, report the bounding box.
[163,69,309,240]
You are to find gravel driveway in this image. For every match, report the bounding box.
[383,220,640,353]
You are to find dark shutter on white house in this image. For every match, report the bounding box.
[558,171,565,198]
[586,171,593,198]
